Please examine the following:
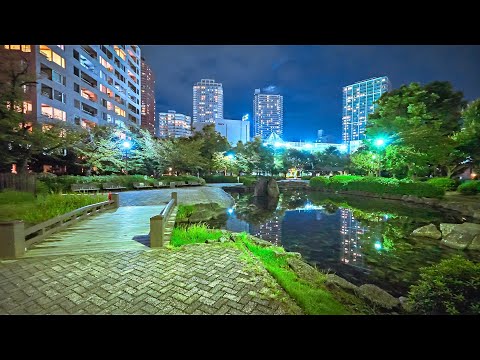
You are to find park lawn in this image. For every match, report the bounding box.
[0,190,107,225]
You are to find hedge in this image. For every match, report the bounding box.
[309,175,444,198]
[426,177,458,191]
[203,175,257,186]
[457,180,480,195]
[37,174,205,193]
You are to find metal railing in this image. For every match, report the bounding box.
[150,192,177,247]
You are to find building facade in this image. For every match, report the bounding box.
[214,118,250,146]
[140,57,155,136]
[157,110,191,138]
[263,132,347,153]
[342,76,391,152]
[1,45,142,130]
[192,79,223,123]
[253,88,283,140]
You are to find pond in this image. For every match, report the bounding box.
[207,191,480,297]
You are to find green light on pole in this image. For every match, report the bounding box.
[374,138,386,148]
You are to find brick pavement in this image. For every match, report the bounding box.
[0,244,301,315]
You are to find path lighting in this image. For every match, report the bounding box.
[123,141,131,175]
[227,208,234,214]
[373,137,388,177]
[374,241,382,250]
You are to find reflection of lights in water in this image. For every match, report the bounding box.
[374,241,382,250]
[227,208,234,214]
[303,201,315,210]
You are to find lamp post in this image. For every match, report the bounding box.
[373,137,387,177]
[123,141,131,175]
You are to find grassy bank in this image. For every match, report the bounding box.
[310,175,445,198]
[0,190,107,224]
[169,224,365,314]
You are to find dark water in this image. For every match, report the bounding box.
[207,191,480,297]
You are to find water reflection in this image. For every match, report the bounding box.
[216,191,479,296]
[340,209,365,269]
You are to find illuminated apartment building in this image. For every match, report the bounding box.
[1,45,142,130]
[157,110,191,138]
[140,57,156,136]
[253,88,283,140]
[342,76,391,153]
[192,79,223,123]
[339,208,365,268]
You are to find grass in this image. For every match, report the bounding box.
[170,223,223,246]
[176,204,195,221]
[237,235,349,315]
[0,190,107,225]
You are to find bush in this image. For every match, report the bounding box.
[0,190,34,204]
[35,180,50,195]
[427,177,458,191]
[309,175,444,198]
[458,180,480,195]
[38,174,205,193]
[310,176,331,189]
[408,256,480,315]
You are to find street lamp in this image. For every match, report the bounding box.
[123,141,131,175]
[373,137,387,177]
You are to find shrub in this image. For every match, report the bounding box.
[0,190,34,204]
[408,256,480,315]
[309,175,444,198]
[309,176,331,189]
[426,177,458,191]
[203,175,257,185]
[458,180,480,195]
[35,180,50,195]
[38,174,205,193]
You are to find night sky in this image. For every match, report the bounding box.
[141,45,480,143]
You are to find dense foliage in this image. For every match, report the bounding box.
[309,175,444,198]
[426,177,458,191]
[408,256,480,315]
[457,180,480,195]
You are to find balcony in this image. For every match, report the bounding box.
[80,45,97,60]
[80,87,97,103]
[81,103,97,117]
[80,72,97,88]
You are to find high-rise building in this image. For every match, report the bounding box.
[192,79,223,123]
[157,110,191,138]
[253,88,283,140]
[140,57,155,136]
[213,118,250,146]
[1,45,142,130]
[342,76,391,152]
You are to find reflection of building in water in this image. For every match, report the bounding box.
[226,216,250,233]
[340,209,365,267]
[251,215,282,246]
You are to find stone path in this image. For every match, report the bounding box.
[119,187,234,207]
[0,244,298,315]
[25,205,165,258]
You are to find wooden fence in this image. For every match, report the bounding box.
[0,173,37,194]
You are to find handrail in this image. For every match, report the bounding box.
[24,200,115,247]
[150,192,177,247]
[159,198,175,219]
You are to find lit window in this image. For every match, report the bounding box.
[39,45,65,68]
[5,45,21,50]
[99,56,113,72]
[57,45,64,50]
[23,101,32,113]
[114,46,126,60]
[21,45,31,52]
[41,104,66,121]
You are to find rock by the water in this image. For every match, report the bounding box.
[468,234,480,251]
[266,178,280,198]
[325,274,358,293]
[286,257,322,285]
[254,178,268,197]
[411,224,442,240]
[398,296,413,313]
[440,222,480,250]
[248,235,274,248]
[187,202,225,222]
[440,223,456,238]
[356,284,400,310]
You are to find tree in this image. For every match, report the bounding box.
[74,126,125,175]
[366,81,468,178]
[191,124,230,174]
[282,148,308,176]
[455,99,480,173]
[0,50,78,173]
[166,137,205,175]
[350,151,379,176]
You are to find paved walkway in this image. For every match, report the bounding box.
[0,244,298,315]
[25,206,165,258]
[119,187,234,207]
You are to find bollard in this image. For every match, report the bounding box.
[0,221,26,258]
[150,215,164,247]
[110,193,120,208]
[172,191,178,205]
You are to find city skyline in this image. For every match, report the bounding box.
[142,45,480,142]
